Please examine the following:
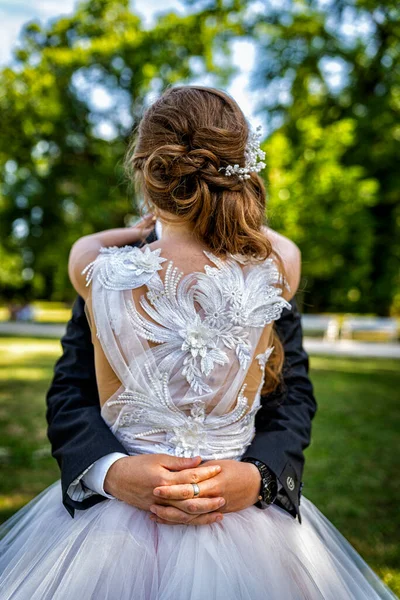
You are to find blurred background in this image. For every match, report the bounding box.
[0,0,399,593]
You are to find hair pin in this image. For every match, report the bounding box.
[218,124,266,181]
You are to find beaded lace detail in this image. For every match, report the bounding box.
[104,363,257,459]
[82,245,167,290]
[125,249,290,395]
[84,243,291,460]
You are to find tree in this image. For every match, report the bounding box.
[0,0,235,301]
[188,0,399,314]
[245,0,400,314]
[1,0,399,314]
[264,116,378,312]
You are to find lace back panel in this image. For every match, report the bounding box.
[83,244,291,459]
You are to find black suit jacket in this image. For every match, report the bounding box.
[46,228,316,521]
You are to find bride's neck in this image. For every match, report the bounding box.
[157,218,198,245]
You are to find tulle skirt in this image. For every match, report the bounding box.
[0,480,397,600]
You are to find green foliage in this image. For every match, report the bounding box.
[0,246,24,292]
[0,0,234,301]
[0,0,399,314]
[265,116,379,311]
[241,0,400,314]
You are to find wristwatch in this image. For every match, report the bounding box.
[241,457,278,509]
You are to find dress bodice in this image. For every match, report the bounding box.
[83,243,291,460]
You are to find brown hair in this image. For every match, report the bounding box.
[124,85,286,396]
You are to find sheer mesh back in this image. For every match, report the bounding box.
[82,244,290,459]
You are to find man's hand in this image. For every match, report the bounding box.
[130,213,157,242]
[149,459,262,525]
[104,454,225,519]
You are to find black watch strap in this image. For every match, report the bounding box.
[241,457,278,509]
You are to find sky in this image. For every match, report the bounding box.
[0,0,264,128]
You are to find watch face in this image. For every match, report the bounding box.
[263,477,278,504]
[241,458,278,506]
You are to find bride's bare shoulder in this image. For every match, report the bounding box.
[261,225,301,299]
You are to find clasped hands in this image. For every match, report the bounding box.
[104,454,262,526]
[102,217,262,524]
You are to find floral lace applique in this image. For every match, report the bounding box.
[86,244,290,396]
[103,362,258,460]
[82,245,167,290]
[123,249,290,395]
[85,244,292,460]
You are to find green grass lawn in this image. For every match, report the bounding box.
[0,337,399,594]
[0,302,72,323]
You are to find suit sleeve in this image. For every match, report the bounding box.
[67,452,128,501]
[46,296,127,517]
[241,297,317,522]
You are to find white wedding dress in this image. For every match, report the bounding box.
[0,244,397,600]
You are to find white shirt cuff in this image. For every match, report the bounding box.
[66,452,128,502]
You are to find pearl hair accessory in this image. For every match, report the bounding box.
[218,124,266,181]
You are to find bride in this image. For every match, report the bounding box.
[0,85,397,599]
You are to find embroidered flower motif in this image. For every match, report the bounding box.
[178,315,230,391]
[86,244,293,463]
[180,316,216,359]
[82,245,167,290]
[194,252,290,330]
[124,249,290,393]
[204,309,224,328]
[123,246,167,276]
[101,366,257,460]
[226,305,248,326]
[87,245,290,397]
[167,401,208,457]
[223,285,243,304]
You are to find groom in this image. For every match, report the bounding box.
[46,218,316,524]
